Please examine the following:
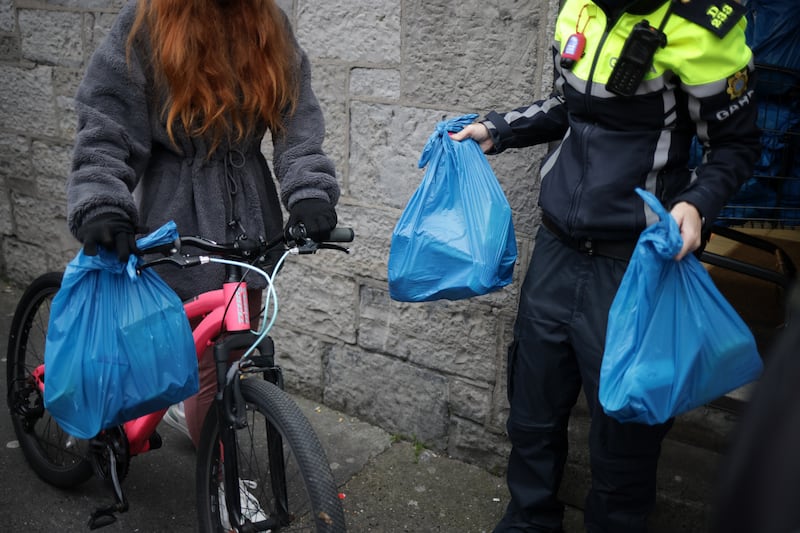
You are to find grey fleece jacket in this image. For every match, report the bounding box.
[66,0,339,300]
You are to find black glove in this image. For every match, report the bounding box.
[285,198,337,241]
[76,212,141,262]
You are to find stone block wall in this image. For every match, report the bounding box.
[0,0,560,471]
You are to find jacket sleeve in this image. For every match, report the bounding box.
[66,1,151,236]
[481,45,570,153]
[669,23,762,224]
[272,24,340,209]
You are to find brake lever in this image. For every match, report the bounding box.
[138,254,207,271]
[290,241,351,255]
[319,243,350,254]
[292,240,319,255]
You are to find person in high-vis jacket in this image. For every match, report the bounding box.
[452,0,760,531]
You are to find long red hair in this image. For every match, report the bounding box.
[128,0,298,153]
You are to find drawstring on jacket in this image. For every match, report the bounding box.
[223,149,247,235]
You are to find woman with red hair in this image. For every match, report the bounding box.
[66,0,339,448]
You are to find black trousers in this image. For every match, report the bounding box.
[495,226,673,533]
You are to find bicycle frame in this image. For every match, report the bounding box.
[25,278,253,456]
[126,278,254,455]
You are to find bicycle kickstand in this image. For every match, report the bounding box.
[87,441,130,530]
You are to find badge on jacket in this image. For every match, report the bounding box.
[726,68,749,100]
[672,0,747,38]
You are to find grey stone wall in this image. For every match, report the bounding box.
[0,0,560,471]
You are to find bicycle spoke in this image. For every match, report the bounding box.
[7,272,93,487]
[196,379,345,532]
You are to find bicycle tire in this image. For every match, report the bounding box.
[6,271,93,488]
[196,377,346,532]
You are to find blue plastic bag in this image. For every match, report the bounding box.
[388,114,517,302]
[44,221,198,439]
[599,189,763,425]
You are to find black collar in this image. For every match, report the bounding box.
[627,0,671,15]
[594,0,671,17]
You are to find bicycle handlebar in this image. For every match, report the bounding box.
[138,225,354,270]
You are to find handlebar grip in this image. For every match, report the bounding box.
[288,224,354,243]
[328,227,355,243]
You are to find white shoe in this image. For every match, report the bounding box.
[162,402,191,441]
[219,479,268,529]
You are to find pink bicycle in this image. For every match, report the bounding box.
[6,225,353,532]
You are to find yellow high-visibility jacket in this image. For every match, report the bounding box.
[486,0,760,239]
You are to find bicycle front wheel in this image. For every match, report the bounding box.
[196,377,345,532]
[6,272,93,488]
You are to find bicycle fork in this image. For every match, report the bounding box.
[213,332,288,532]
